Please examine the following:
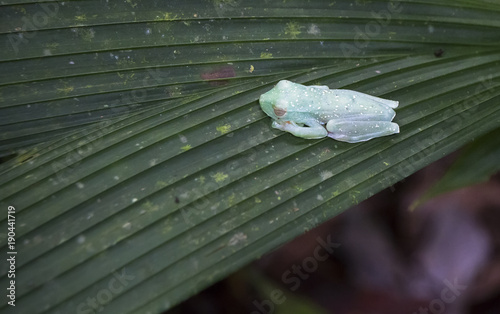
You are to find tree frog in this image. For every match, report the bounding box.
[259,80,400,143]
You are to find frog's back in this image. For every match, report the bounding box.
[272,80,397,123]
[319,89,397,122]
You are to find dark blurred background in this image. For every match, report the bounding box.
[168,151,500,314]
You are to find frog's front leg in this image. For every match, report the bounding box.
[326,120,399,143]
[273,120,328,139]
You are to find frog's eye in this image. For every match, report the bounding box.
[273,106,287,117]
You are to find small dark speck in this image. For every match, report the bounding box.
[175,197,180,204]
[434,48,444,58]
[18,154,34,163]
[0,153,17,163]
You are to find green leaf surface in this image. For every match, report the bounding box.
[411,127,500,210]
[1,1,500,313]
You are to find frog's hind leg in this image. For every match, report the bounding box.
[326,120,399,143]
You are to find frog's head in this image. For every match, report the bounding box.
[259,80,293,121]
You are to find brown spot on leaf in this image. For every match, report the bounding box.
[200,66,236,86]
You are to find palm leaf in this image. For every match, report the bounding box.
[410,127,500,210]
[1,1,500,313]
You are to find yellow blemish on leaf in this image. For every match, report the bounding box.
[211,172,229,183]
[254,197,262,203]
[116,58,136,66]
[260,52,273,59]
[162,220,173,234]
[15,149,39,164]
[142,201,159,212]
[116,72,136,85]
[45,42,59,49]
[181,144,192,151]
[216,124,232,134]
[332,190,340,197]
[78,28,95,42]
[197,175,206,184]
[249,65,255,73]
[126,0,138,8]
[103,39,112,48]
[14,7,27,14]
[56,86,74,95]
[284,22,302,38]
[155,12,179,21]
[383,162,389,166]
[75,14,87,22]
[227,193,236,206]
[292,185,304,192]
[350,190,360,204]
[155,181,168,189]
